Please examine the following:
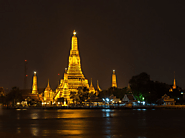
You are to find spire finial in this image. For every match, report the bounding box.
[90,78,93,87]
[47,79,50,87]
[34,71,37,75]
[73,30,76,35]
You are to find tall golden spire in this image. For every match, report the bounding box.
[97,80,102,91]
[112,70,117,87]
[66,30,89,90]
[47,79,50,88]
[67,30,83,77]
[172,71,176,89]
[32,71,38,94]
[90,78,93,87]
[89,78,95,93]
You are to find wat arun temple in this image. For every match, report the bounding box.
[30,30,104,105]
[53,30,90,103]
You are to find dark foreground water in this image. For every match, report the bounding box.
[0,108,185,138]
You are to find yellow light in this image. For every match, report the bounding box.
[34,71,36,74]
[73,31,76,35]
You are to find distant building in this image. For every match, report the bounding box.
[161,94,176,105]
[122,94,137,103]
[109,94,121,103]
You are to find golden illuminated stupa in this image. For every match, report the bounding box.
[112,70,117,87]
[66,30,89,91]
[44,79,54,103]
[89,78,95,94]
[32,71,38,94]
[54,30,89,103]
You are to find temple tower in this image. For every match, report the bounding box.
[54,30,89,103]
[89,78,95,94]
[172,71,176,89]
[112,70,117,87]
[32,71,38,94]
[97,80,102,92]
[95,80,102,96]
[63,30,89,92]
[44,79,53,103]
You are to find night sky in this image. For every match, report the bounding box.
[0,0,185,91]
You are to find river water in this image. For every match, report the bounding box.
[0,108,185,138]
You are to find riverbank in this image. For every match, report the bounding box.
[4,105,185,110]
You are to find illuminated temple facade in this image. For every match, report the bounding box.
[54,30,90,103]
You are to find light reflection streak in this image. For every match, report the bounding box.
[56,110,84,118]
[102,109,113,136]
[17,127,21,134]
[31,113,39,119]
[57,130,82,135]
[31,127,39,136]
[102,109,114,118]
